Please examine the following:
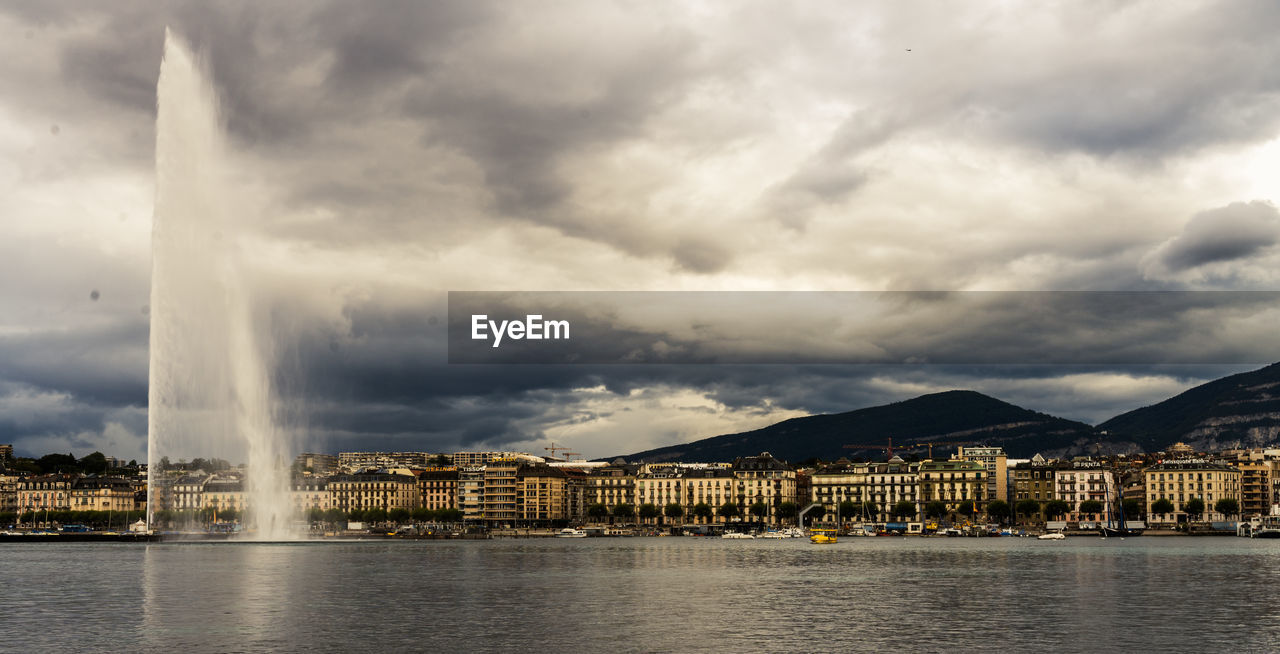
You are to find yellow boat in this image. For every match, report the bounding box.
[809,528,837,544]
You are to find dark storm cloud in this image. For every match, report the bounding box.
[446,291,1280,364]
[5,2,1280,460]
[1149,201,1280,272]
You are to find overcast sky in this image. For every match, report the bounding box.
[2,1,1279,462]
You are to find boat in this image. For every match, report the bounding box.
[809,528,837,544]
[1100,469,1143,537]
[758,530,787,539]
[1241,515,1280,538]
[556,528,588,538]
[721,532,755,539]
[1037,532,1066,540]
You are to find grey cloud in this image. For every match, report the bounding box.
[1147,201,1280,273]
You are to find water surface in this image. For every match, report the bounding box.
[5,537,1278,652]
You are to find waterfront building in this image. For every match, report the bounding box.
[458,467,485,523]
[418,467,460,511]
[337,451,446,472]
[730,452,797,524]
[809,457,921,523]
[918,459,986,520]
[451,451,541,467]
[957,446,1008,506]
[1053,463,1116,523]
[678,467,736,524]
[70,477,134,512]
[1143,459,1242,524]
[291,477,330,513]
[1221,451,1276,517]
[1121,469,1146,520]
[864,457,921,522]
[517,465,573,524]
[203,478,245,514]
[17,475,73,515]
[328,471,419,513]
[1011,455,1055,501]
[587,461,638,512]
[294,453,338,476]
[173,473,209,512]
[634,465,685,524]
[482,460,520,526]
[810,459,865,522]
[0,474,18,514]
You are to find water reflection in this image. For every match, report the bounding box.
[13,538,1280,652]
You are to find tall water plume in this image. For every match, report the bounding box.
[148,29,294,539]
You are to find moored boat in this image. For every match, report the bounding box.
[1037,532,1066,540]
[556,528,588,538]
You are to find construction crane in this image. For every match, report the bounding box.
[913,440,981,460]
[544,442,570,458]
[843,437,901,460]
[563,452,581,461]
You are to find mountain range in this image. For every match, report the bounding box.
[619,362,1280,463]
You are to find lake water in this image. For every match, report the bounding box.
[4,536,1280,652]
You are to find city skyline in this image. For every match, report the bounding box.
[2,2,1280,462]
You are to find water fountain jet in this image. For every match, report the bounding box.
[147,29,294,540]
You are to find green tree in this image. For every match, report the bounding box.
[78,452,109,475]
[838,499,859,520]
[749,502,769,520]
[861,500,880,519]
[663,503,684,521]
[1044,500,1071,519]
[37,453,78,474]
[776,501,798,521]
[1150,498,1175,518]
[1015,499,1041,522]
[957,501,976,518]
[693,502,713,522]
[1215,498,1240,519]
[611,503,636,522]
[1185,497,1206,522]
[806,503,828,525]
[638,503,662,522]
[324,508,346,525]
[719,502,741,520]
[438,509,463,523]
[389,508,411,524]
[587,503,610,521]
[411,507,432,522]
[347,508,365,523]
[1078,500,1103,517]
[892,500,917,519]
[985,500,1011,523]
[924,500,948,519]
[366,507,389,524]
[1121,498,1142,520]
[307,507,324,524]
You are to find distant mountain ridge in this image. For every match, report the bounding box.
[1098,362,1280,452]
[618,362,1280,464]
[620,390,1097,462]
